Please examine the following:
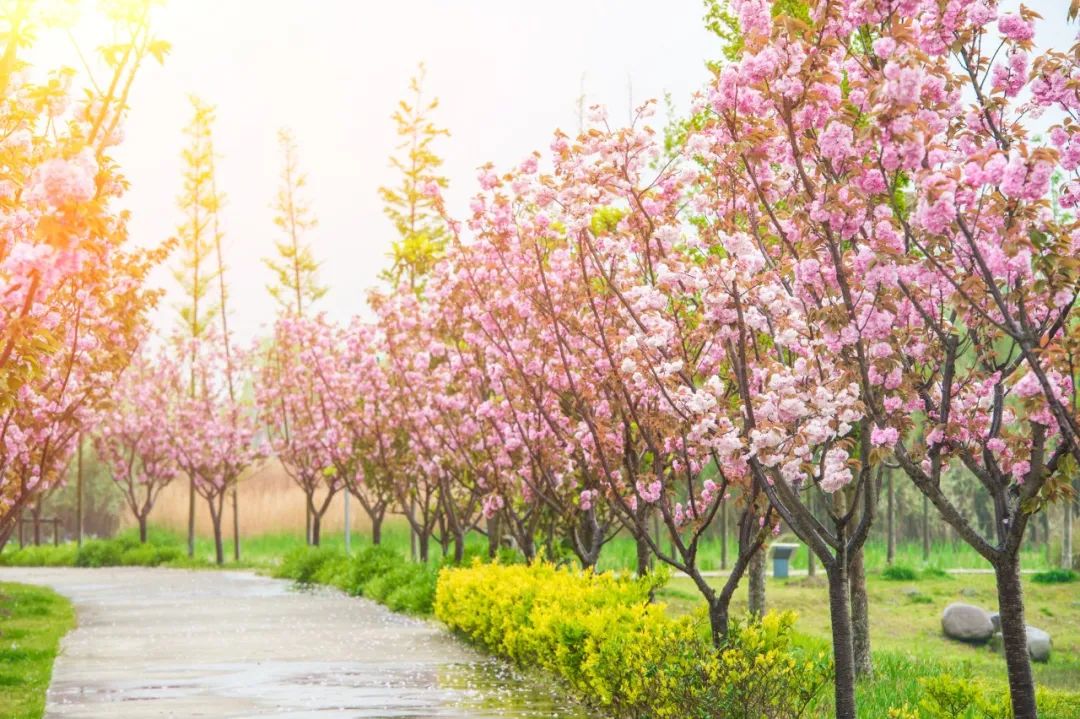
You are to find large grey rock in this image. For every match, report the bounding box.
[942,603,994,642]
[1027,626,1052,662]
[986,617,1052,662]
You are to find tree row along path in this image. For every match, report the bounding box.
[0,567,589,718]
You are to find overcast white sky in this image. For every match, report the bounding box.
[97,0,718,344]
[35,0,1078,345]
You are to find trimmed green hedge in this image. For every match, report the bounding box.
[272,545,438,615]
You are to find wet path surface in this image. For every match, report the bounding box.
[0,567,590,719]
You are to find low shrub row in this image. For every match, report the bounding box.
[881,564,951,581]
[271,545,438,615]
[435,561,832,719]
[1031,568,1077,584]
[0,535,185,568]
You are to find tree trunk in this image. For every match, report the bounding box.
[213,523,224,565]
[748,544,766,617]
[519,532,536,563]
[138,516,148,544]
[372,513,383,546]
[827,562,857,719]
[409,499,417,560]
[305,502,312,546]
[452,528,465,564]
[417,530,430,563]
[439,525,451,558]
[209,501,224,566]
[708,597,729,646]
[849,546,872,677]
[635,530,651,577]
[1064,499,1074,570]
[0,520,15,554]
[310,510,321,547]
[886,469,895,566]
[808,544,816,577]
[994,558,1038,719]
[187,477,196,558]
[486,515,499,559]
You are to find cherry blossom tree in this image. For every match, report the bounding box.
[94,352,179,543]
[167,335,264,564]
[687,2,1079,716]
[0,1,168,546]
[864,6,1079,717]
[256,315,343,546]
[371,288,452,562]
[310,318,396,546]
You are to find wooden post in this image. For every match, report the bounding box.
[922,494,930,562]
[76,435,84,548]
[886,468,895,566]
[1064,499,1074,570]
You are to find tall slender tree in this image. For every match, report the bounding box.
[174,95,222,558]
[264,127,325,542]
[379,63,449,291]
[207,132,244,561]
[264,128,325,316]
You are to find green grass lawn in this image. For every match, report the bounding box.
[596,533,1056,573]
[0,583,75,719]
[658,571,1080,716]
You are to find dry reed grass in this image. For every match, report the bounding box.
[124,458,370,538]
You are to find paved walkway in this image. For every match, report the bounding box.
[0,567,588,719]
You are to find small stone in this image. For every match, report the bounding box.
[942,602,994,643]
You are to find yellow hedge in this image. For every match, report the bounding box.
[434,561,830,719]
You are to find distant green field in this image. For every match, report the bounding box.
[2,517,1058,574]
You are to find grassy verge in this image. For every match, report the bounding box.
[0,583,75,719]
[659,571,1080,716]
